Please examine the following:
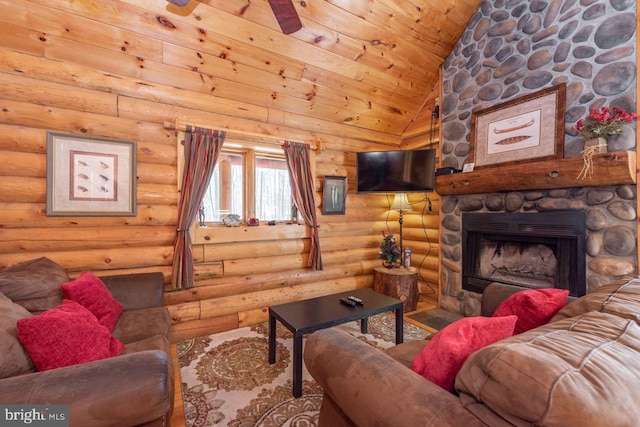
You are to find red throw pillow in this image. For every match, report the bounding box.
[411,315,517,392]
[492,288,569,334]
[61,271,123,332]
[16,300,125,371]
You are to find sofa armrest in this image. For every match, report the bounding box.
[0,350,172,427]
[480,283,530,317]
[100,272,164,310]
[304,329,485,427]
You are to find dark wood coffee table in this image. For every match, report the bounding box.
[268,288,404,397]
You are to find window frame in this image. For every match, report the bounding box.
[175,129,316,234]
[200,142,295,227]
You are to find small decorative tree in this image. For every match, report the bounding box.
[379,232,401,269]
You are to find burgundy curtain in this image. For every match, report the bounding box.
[171,127,225,290]
[284,141,323,270]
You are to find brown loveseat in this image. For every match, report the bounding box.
[0,257,174,427]
[304,279,640,426]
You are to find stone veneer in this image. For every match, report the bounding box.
[441,185,637,316]
[438,0,637,315]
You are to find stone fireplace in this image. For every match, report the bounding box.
[436,1,637,317]
[439,187,637,317]
[462,211,586,297]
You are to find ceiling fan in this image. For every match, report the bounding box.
[166,0,302,35]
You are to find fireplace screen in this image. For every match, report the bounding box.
[462,212,586,296]
[479,240,557,288]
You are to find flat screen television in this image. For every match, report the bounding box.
[356,149,437,193]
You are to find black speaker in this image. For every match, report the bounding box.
[435,167,460,176]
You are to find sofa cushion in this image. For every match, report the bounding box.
[551,278,640,324]
[113,307,171,345]
[0,293,34,378]
[16,299,125,371]
[0,257,67,312]
[384,339,430,369]
[123,334,171,356]
[492,288,569,334]
[62,271,123,332]
[456,311,640,426]
[411,315,517,392]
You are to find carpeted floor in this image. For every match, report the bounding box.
[408,308,462,331]
[177,313,430,426]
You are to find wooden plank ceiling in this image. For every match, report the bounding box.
[6,0,482,142]
[184,0,483,137]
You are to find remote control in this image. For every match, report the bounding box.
[340,297,357,307]
[347,296,364,305]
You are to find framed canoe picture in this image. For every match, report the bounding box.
[469,83,565,168]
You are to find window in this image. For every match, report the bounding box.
[255,156,292,221]
[200,145,294,224]
[200,152,244,222]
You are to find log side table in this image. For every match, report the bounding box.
[373,266,419,312]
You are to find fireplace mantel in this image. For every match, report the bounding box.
[435,151,636,196]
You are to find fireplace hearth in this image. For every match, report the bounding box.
[462,212,586,297]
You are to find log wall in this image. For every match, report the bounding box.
[0,0,441,342]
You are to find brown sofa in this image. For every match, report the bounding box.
[304,279,640,426]
[0,258,173,427]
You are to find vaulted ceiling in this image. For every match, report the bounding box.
[2,0,483,145]
[156,0,480,139]
[161,0,484,137]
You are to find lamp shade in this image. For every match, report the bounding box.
[391,193,411,211]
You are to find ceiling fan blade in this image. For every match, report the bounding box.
[268,0,302,35]
[166,0,190,6]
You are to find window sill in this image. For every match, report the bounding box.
[193,223,309,244]
[198,220,297,227]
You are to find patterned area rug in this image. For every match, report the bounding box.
[177,313,431,426]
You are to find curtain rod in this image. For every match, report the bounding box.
[163,120,319,151]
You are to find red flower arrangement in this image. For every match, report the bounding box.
[573,106,638,140]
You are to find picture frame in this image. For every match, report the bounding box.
[469,83,565,168]
[322,176,347,215]
[46,132,137,216]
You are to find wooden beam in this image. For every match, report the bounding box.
[435,151,637,196]
[164,119,318,150]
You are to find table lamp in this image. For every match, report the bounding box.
[391,192,412,251]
